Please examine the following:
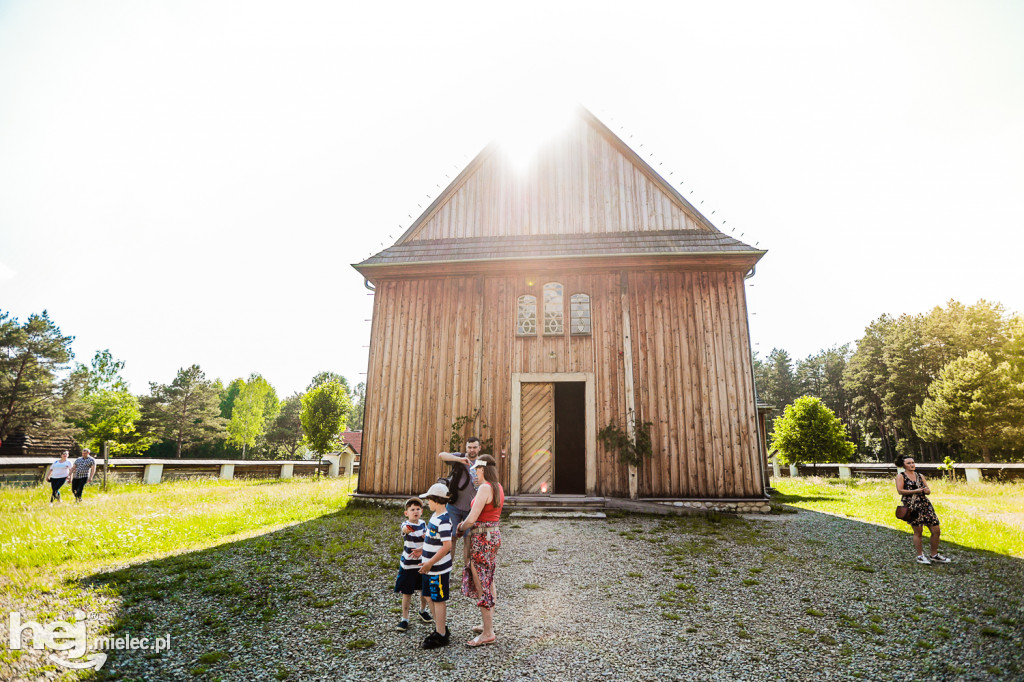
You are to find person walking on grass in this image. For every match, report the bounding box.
[46,450,73,504]
[418,482,453,649]
[457,454,504,647]
[70,448,97,503]
[895,454,950,565]
[394,498,433,632]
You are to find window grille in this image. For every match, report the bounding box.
[543,283,564,335]
[516,295,537,336]
[570,293,592,335]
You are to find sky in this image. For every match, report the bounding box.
[1,0,1022,397]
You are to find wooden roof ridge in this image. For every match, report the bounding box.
[576,106,721,234]
[394,142,501,246]
[393,107,723,246]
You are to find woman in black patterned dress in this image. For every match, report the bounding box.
[895,455,950,565]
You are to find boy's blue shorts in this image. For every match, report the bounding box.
[422,572,450,602]
[394,567,422,595]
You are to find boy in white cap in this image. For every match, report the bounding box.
[418,482,453,649]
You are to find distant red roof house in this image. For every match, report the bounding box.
[342,431,362,455]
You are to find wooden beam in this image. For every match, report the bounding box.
[619,272,638,500]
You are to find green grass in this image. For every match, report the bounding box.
[0,475,357,611]
[0,476,357,572]
[772,478,1024,557]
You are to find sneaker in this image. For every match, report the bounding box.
[930,553,951,563]
[916,554,932,565]
[418,609,433,623]
[421,630,449,649]
[395,619,409,631]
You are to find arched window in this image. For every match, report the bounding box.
[543,282,564,335]
[516,295,537,336]
[570,293,592,335]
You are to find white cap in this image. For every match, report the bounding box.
[471,459,489,469]
[420,482,449,499]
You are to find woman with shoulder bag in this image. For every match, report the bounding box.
[456,454,503,647]
[895,455,950,565]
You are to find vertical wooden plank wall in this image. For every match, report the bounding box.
[627,271,763,498]
[359,269,763,499]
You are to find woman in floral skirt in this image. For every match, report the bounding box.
[456,454,503,647]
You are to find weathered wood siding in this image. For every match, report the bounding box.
[359,269,763,499]
[402,117,709,243]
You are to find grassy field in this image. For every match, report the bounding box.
[0,476,356,610]
[771,477,1024,558]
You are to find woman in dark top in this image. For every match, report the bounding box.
[895,455,950,564]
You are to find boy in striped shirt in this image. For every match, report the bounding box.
[418,482,453,649]
[394,498,432,631]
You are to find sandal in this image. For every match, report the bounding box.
[471,625,484,634]
[466,635,496,647]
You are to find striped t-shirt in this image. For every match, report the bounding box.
[399,519,426,570]
[421,511,453,575]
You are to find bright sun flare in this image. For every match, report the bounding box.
[493,97,578,172]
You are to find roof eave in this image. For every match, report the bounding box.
[352,249,767,279]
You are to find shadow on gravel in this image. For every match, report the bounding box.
[68,501,1024,681]
[768,491,844,505]
[77,499,401,681]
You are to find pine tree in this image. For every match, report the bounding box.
[141,365,226,458]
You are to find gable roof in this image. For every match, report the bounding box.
[342,430,362,454]
[355,107,764,274]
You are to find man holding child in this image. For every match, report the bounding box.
[437,437,479,554]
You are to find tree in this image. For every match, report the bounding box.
[308,371,349,393]
[769,396,855,472]
[79,389,155,456]
[300,380,351,456]
[219,378,244,419]
[913,351,1024,462]
[70,350,152,462]
[226,374,278,459]
[753,348,799,435]
[347,382,365,431]
[71,349,128,395]
[0,310,78,442]
[141,365,226,458]
[845,314,899,458]
[267,392,305,459]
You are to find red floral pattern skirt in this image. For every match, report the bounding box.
[461,522,501,609]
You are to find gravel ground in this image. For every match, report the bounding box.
[7,503,1024,681]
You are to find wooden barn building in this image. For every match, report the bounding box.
[353,109,768,510]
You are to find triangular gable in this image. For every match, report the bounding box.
[395,107,719,245]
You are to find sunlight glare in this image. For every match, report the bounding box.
[494,96,577,173]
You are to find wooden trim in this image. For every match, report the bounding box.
[585,373,597,494]
[356,252,766,282]
[510,372,596,496]
[473,276,484,433]
[393,143,500,245]
[619,272,638,499]
[578,106,720,234]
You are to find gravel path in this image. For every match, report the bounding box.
[11,504,1024,681]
